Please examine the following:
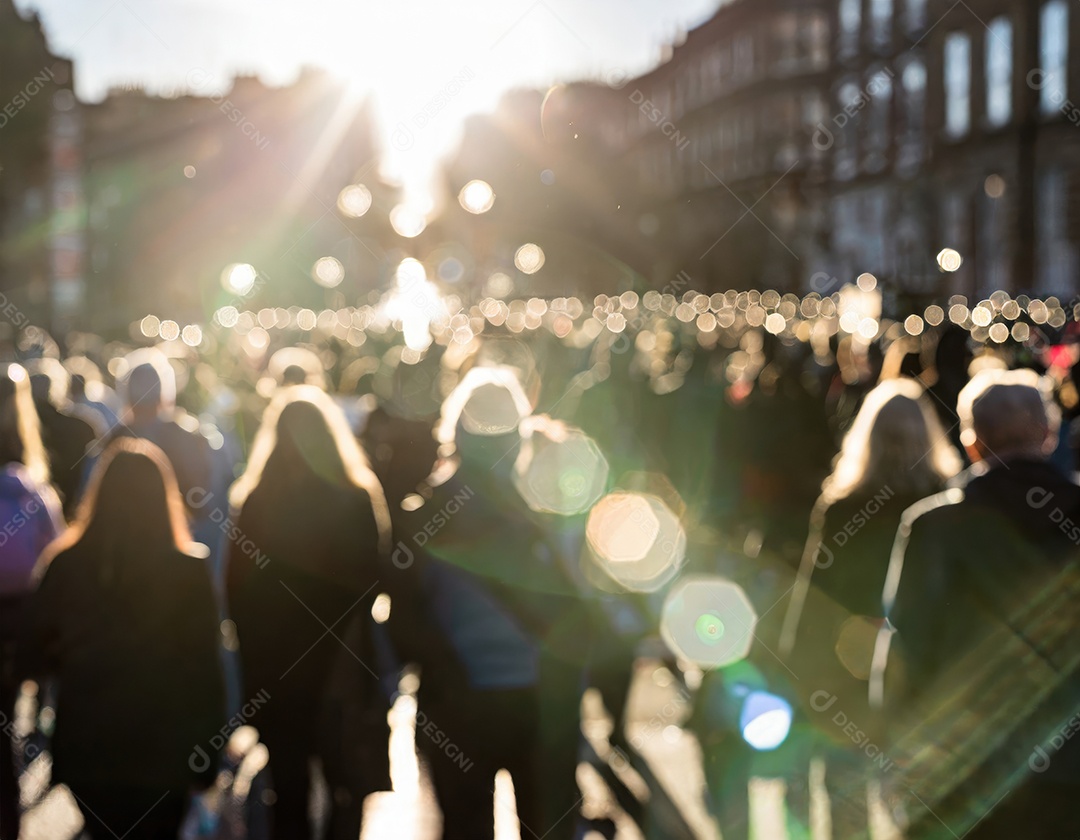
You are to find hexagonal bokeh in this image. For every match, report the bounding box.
[513,417,609,515]
[834,614,880,681]
[660,576,758,668]
[586,492,686,591]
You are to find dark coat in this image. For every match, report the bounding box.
[883,458,1080,696]
[20,542,224,790]
[878,458,1080,836]
[225,475,390,793]
[782,488,934,733]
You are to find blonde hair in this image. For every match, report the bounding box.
[229,385,390,551]
[823,378,962,503]
[0,363,50,486]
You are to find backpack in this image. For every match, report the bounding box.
[0,467,59,597]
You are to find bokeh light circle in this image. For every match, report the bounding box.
[222,263,257,295]
[458,179,495,214]
[312,256,345,288]
[586,492,686,591]
[660,576,757,668]
[390,204,427,238]
[514,243,545,274]
[513,417,609,515]
[337,184,372,218]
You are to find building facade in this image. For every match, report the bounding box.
[575,0,1080,301]
[0,0,78,330]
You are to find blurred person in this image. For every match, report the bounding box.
[27,357,102,518]
[779,378,961,838]
[0,363,62,840]
[114,348,212,512]
[19,438,223,840]
[65,355,121,430]
[874,368,1080,838]
[401,369,589,840]
[226,386,392,840]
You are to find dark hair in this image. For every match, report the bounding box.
[43,438,193,583]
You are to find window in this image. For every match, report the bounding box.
[866,66,893,164]
[869,0,893,49]
[985,17,1013,127]
[834,78,861,179]
[802,11,830,69]
[734,33,754,80]
[1040,1,1069,115]
[944,32,971,137]
[1037,168,1075,293]
[901,57,927,137]
[839,0,861,58]
[776,13,799,72]
[905,0,926,33]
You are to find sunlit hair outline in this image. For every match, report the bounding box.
[117,346,177,409]
[0,363,50,486]
[40,437,194,573]
[229,385,390,552]
[956,366,1059,456]
[822,377,962,504]
[435,365,533,446]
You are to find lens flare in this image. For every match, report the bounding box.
[513,417,609,515]
[739,691,793,751]
[660,577,757,668]
[586,492,686,591]
[222,263,257,295]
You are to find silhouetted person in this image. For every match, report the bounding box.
[226,385,392,840]
[114,349,212,513]
[406,369,588,840]
[0,364,62,840]
[779,378,961,839]
[875,368,1080,838]
[27,358,101,518]
[65,355,121,430]
[19,438,223,840]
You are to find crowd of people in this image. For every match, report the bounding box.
[0,310,1079,840]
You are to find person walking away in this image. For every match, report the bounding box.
[19,438,223,839]
[0,363,62,840]
[226,386,392,840]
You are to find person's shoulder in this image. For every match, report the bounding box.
[899,487,967,534]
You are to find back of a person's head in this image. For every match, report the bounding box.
[119,349,176,411]
[957,368,1057,462]
[825,378,962,502]
[230,385,386,524]
[435,366,532,477]
[68,438,190,570]
[0,364,49,486]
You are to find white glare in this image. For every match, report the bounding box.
[459,179,495,214]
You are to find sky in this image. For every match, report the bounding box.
[17,0,720,191]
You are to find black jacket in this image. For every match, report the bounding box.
[20,542,224,790]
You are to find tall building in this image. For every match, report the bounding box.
[511,0,1080,301]
[0,0,77,330]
